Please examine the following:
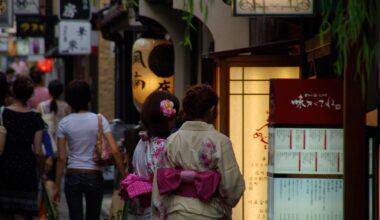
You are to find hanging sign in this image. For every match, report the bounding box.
[14,0,39,15]
[58,21,91,55]
[0,0,13,27]
[132,38,174,111]
[0,37,7,52]
[16,38,29,55]
[7,37,16,56]
[233,0,313,16]
[59,0,91,20]
[29,37,45,54]
[16,15,48,37]
[269,79,343,126]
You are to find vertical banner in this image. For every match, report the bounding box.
[132,38,174,111]
[0,0,13,27]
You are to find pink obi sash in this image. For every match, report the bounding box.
[121,174,152,198]
[157,168,221,202]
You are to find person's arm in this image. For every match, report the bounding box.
[217,138,245,207]
[35,104,54,174]
[36,104,43,113]
[54,137,67,203]
[104,132,126,178]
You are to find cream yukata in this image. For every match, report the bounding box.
[152,121,245,220]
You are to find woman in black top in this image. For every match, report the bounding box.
[0,75,45,219]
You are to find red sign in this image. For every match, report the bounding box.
[269,79,343,126]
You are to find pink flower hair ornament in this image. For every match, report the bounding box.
[160,99,176,118]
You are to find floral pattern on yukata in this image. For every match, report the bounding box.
[154,201,168,220]
[198,139,218,169]
[146,137,168,178]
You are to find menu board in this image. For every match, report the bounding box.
[268,128,344,174]
[268,177,343,220]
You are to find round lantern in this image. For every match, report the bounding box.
[132,38,174,111]
[37,58,53,73]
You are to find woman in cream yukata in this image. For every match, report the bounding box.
[152,84,245,220]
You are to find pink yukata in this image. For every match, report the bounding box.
[151,121,245,220]
[122,133,168,220]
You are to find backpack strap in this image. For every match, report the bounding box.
[97,114,103,133]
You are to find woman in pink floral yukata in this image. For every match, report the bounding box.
[151,84,245,220]
[121,91,179,220]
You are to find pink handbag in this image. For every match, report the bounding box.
[93,114,114,166]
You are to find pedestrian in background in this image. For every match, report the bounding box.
[0,75,45,220]
[122,91,180,220]
[5,68,15,87]
[36,79,70,218]
[27,67,49,109]
[152,84,245,220]
[53,80,126,220]
[0,72,9,107]
[10,56,28,76]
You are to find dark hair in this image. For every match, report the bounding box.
[12,75,34,105]
[140,90,179,138]
[65,80,91,112]
[6,68,14,75]
[29,66,44,84]
[48,80,64,114]
[0,72,9,106]
[182,84,218,121]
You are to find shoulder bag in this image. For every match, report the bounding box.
[93,114,115,166]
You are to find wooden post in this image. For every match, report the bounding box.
[343,45,369,219]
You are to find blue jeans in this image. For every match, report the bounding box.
[64,172,104,220]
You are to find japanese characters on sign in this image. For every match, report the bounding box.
[269,79,343,126]
[233,0,313,16]
[290,93,342,110]
[267,178,343,220]
[14,0,39,15]
[0,0,13,27]
[59,0,91,20]
[58,21,91,55]
[132,38,174,111]
[16,15,50,37]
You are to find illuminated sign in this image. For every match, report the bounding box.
[16,15,58,37]
[228,66,300,219]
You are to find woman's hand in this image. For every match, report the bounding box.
[53,183,61,205]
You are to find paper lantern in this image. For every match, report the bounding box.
[37,58,53,73]
[132,38,174,111]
